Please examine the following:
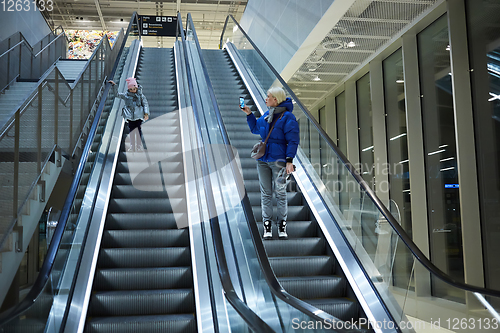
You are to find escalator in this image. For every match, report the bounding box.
[203,49,369,325]
[84,47,196,333]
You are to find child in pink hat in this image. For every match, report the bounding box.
[108,77,149,151]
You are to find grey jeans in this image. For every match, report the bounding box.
[257,160,287,223]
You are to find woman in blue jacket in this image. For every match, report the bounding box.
[241,87,299,239]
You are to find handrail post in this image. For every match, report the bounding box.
[7,38,11,85]
[37,85,42,175]
[13,111,20,222]
[19,44,22,79]
[80,76,84,138]
[70,90,74,150]
[88,62,92,113]
[30,47,33,79]
[39,39,43,78]
[54,68,59,147]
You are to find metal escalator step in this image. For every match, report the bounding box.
[269,256,334,277]
[116,160,183,174]
[102,229,189,248]
[139,141,182,152]
[278,276,346,299]
[263,238,325,256]
[88,289,194,316]
[107,198,185,214]
[85,314,196,333]
[303,298,359,322]
[256,221,317,238]
[105,213,185,230]
[112,172,184,187]
[118,151,182,163]
[111,184,185,198]
[97,247,191,268]
[93,267,193,291]
[1,318,45,333]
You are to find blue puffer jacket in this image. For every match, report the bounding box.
[247,97,300,163]
[113,84,149,121]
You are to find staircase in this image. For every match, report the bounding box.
[0,48,130,333]
[0,81,37,123]
[84,48,196,333]
[202,49,370,326]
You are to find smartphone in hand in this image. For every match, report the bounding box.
[239,96,245,109]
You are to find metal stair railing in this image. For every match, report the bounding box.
[0,12,139,331]
[0,21,125,268]
[0,26,69,93]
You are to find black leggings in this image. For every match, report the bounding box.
[128,119,143,148]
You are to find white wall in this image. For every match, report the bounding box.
[239,0,334,73]
[0,10,51,45]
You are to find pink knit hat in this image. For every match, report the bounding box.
[126,77,138,90]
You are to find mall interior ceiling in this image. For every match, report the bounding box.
[45,0,442,108]
[46,0,248,49]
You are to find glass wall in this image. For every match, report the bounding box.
[417,14,464,301]
[357,73,375,190]
[383,48,413,289]
[465,0,500,293]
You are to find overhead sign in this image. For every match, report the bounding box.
[139,15,178,37]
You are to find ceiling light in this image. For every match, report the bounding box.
[446,45,450,51]
[362,145,374,152]
[396,80,404,84]
[312,75,321,81]
[346,41,356,48]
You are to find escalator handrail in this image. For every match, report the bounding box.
[186,13,351,328]
[221,14,500,299]
[182,13,274,333]
[0,12,140,328]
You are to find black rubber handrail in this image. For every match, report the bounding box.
[186,13,355,331]
[182,13,274,333]
[220,14,500,299]
[0,12,140,328]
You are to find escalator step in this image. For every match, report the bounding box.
[107,198,185,214]
[256,221,317,238]
[88,289,194,316]
[278,276,346,299]
[263,238,325,256]
[111,184,185,198]
[269,256,334,277]
[93,267,193,291]
[102,229,189,248]
[97,247,191,268]
[105,212,185,230]
[112,172,184,187]
[303,298,358,322]
[86,314,196,333]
